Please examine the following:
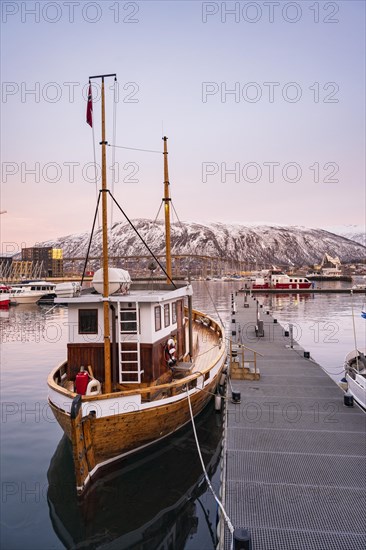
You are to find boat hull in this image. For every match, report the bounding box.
[11,293,47,304]
[49,373,219,461]
[346,373,366,410]
[252,283,312,290]
[48,363,225,493]
[47,400,223,550]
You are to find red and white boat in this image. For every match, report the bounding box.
[252,270,312,290]
[0,285,11,308]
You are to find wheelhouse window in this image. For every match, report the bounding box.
[172,302,177,324]
[164,304,170,327]
[79,309,98,334]
[120,309,137,333]
[155,306,161,331]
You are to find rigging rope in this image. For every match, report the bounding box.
[107,190,177,288]
[185,386,235,548]
[170,201,226,329]
[107,144,162,154]
[80,192,102,287]
[152,202,163,226]
[109,139,226,330]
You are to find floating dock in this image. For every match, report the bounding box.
[219,293,366,550]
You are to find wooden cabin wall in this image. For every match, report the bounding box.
[67,340,170,385]
[67,343,105,382]
[141,337,172,383]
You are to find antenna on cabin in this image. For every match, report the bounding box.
[147,261,157,293]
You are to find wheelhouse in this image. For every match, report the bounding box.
[56,282,192,388]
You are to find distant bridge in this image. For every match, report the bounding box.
[61,254,280,278]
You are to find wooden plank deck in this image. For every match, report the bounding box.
[220,293,366,550]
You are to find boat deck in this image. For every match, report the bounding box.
[221,294,366,550]
[192,322,222,373]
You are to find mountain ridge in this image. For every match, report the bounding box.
[41,220,366,268]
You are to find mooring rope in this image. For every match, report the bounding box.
[185,386,235,547]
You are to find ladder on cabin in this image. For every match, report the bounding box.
[117,302,143,383]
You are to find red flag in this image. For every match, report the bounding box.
[86,83,93,127]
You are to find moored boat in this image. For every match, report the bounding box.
[0,285,11,308]
[10,280,56,304]
[252,270,312,290]
[344,349,366,410]
[47,73,226,495]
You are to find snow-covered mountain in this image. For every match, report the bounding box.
[322,225,365,247]
[42,220,366,268]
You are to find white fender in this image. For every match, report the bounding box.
[86,378,101,396]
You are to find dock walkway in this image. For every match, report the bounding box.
[220,293,366,550]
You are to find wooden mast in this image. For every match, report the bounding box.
[163,136,172,283]
[101,77,112,393]
[89,73,116,394]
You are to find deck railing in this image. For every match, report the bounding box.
[229,339,263,378]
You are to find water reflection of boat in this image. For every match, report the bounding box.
[0,308,10,320]
[47,401,222,550]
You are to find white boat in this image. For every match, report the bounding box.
[47,73,226,495]
[55,281,81,299]
[344,349,366,410]
[10,280,56,304]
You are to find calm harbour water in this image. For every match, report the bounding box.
[1,281,365,550]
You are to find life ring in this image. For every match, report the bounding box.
[86,378,101,396]
[164,338,177,367]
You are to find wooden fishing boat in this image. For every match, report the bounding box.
[47,73,226,495]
